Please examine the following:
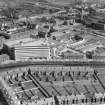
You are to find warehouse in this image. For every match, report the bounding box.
[4,37,51,61]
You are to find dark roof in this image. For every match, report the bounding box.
[0,32,10,39]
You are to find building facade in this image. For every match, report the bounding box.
[15,46,51,61]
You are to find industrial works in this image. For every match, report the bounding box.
[1,0,105,105]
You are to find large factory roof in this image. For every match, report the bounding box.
[4,38,33,47]
[4,38,45,48]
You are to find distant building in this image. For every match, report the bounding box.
[59,47,84,60]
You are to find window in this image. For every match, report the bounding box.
[67,100,69,105]
[91,98,93,103]
[72,99,75,104]
[75,99,78,104]
[104,97,105,102]
[81,99,84,103]
[85,98,88,103]
[100,97,103,103]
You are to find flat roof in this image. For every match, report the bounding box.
[5,38,32,47]
[15,45,50,49]
[4,38,45,47]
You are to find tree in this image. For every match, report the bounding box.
[49,9,53,14]
[48,18,56,24]
[86,51,94,59]
[40,16,48,23]
[73,35,83,41]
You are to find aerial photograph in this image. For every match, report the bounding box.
[1,0,105,105]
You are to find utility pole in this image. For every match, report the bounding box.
[81,0,84,21]
[81,0,87,21]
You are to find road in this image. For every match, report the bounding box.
[0,60,105,71]
[89,31,105,39]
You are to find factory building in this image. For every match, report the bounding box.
[3,44,15,60]
[4,37,51,61]
[15,46,51,61]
